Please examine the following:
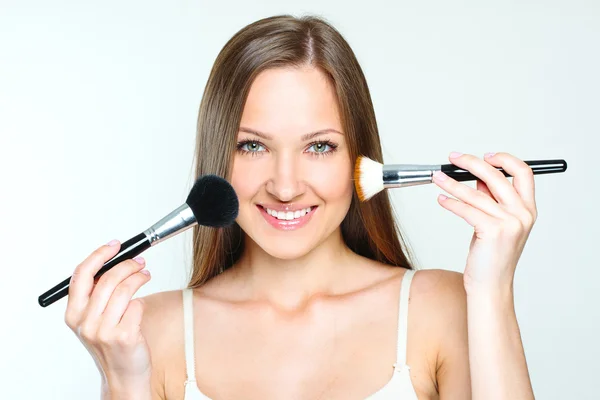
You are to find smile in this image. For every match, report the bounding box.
[264,206,313,220]
[257,205,317,231]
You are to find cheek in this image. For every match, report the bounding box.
[231,157,264,200]
[308,156,353,203]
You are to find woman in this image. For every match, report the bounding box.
[65,15,536,399]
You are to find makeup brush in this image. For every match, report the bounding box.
[38,174,239,307]
[354,156,567,201]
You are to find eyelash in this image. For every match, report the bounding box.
[235,139,338,157]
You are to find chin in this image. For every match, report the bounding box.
[253,235,318,260]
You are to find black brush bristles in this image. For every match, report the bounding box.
[186,175,239,227]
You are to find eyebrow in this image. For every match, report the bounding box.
[239,127,344,141]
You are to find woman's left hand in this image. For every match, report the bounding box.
[432,152,538,295]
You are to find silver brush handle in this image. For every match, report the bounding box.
[143,203,197,246]
[382,164,441,188]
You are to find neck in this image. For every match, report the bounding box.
[233,228,356,311]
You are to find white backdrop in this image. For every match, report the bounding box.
[1,1,597,399]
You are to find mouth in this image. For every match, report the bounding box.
[257,205,318,231]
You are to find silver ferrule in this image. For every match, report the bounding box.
[143,203,197,246]
[382,164,442,188]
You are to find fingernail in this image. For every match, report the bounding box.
[133,256,145,264]
[439,194,448,201]
[433,171,448,181]
[449,152,463,158]
[107,239,119,246]
[484,152,496,158]
[140,269,150,276]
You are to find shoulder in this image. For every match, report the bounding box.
[138,289,186,364]
[359,263,467,343]
[139,289,184,343]
[410,268,467,334]
[411,268,466,306]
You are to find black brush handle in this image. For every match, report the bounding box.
[38,232,151,307]
[441,159,567,182]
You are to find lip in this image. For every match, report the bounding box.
[258,203,315,212]
[257,205,317,231]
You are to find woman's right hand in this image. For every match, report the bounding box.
[64,240,153,395]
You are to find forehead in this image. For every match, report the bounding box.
[240,67,342,138]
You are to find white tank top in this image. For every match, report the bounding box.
[182,269,418,399]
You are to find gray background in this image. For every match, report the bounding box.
[1,0,597,398]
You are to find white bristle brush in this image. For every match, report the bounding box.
[354,155,568,202]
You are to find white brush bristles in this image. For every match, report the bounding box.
[355,156,384,201]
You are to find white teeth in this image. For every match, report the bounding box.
[264,207,315,220]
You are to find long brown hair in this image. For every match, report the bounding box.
[188,14,416,288]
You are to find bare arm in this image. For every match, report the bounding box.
[466,286,533,400]
[435,271,533,400]
[431,151,537,400]
[101,380,154,400]
[100,374,164,400]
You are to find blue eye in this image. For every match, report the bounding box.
[238,140,265,153]
[306,140,337,155]
[307,142,331,153]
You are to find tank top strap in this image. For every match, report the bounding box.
[395,269,415,368]
[182,288,197,384]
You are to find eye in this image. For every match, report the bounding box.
[309,142,329,153]
[306,140,337,155]
[237,140,266,154]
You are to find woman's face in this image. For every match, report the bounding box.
[231,66,353,260]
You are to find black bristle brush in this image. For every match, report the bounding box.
[38,175,239,307]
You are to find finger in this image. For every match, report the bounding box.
[476,179,494,199]
[438,194,497,229]
[119,298,146,330]
[447,153,522,208]
[433,171,508,219]
[66,240,122,323]
[100,270,151,327]
[483,152,536,214]
[85,257,147,320]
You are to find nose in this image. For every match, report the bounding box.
[265,153,305,202]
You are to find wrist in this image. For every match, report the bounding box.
[464,275,514,300]
[101,375,151,400]
[465,283,515,315]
